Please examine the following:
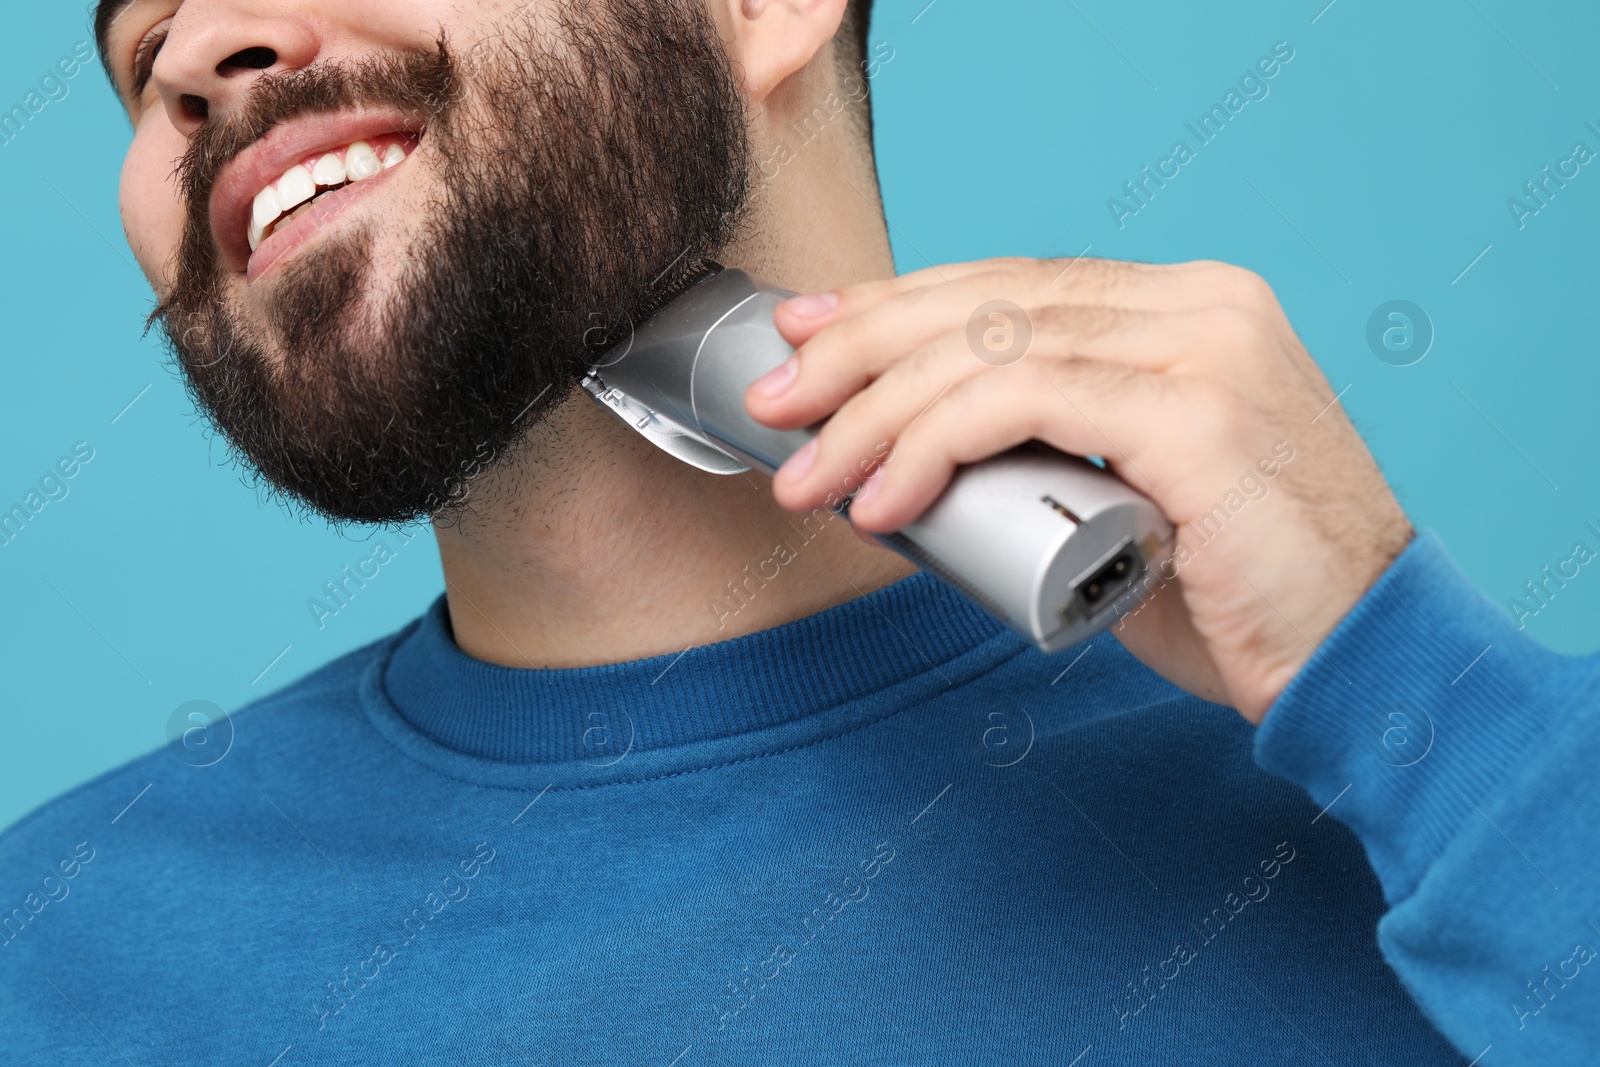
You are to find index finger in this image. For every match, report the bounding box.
[773,255,1221,347]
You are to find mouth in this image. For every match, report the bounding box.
[209,111,426,283]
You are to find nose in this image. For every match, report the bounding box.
[150,0,322,137]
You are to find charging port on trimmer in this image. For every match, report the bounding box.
[1074,542,1143,616]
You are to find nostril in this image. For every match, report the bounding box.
[180,93,209,122]
[218,46,277,76]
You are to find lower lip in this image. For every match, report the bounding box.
[245,158,409,284]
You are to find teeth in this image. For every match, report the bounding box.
[246,138,411,255]
[276,164,316,212]
[345,141,382,181]
[251,184,282,230]
[311,152,346,186]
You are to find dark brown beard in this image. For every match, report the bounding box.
[153,0,751,527]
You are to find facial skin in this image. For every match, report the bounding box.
[100,0,1417,723]
[108,0,752,526]
[102,0,917,670]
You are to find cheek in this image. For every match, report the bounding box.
[119,119,190,293]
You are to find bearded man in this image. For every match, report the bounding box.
[2,1,1595,1063]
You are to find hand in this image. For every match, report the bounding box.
[743,256,1414,723]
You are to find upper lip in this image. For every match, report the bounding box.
[209,108,425,273]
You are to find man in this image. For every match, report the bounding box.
[1,0,1594,1063]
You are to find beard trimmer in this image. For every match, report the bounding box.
[581,265,1175,653]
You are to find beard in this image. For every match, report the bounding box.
[154,0,752,527]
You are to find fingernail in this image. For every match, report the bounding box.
[751,357,798,397]
[782,291,839,319]
[853,469,883,505]
[776,438,817,483]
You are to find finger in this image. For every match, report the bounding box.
[769,329,992,512]
[755,288,1156,432]
[772,255,1245,349]
[843,357,1236,532]
[757,299,1267,440]
[771,260,1010,346]
[755,263,1266,429]
[772,307,1201,508]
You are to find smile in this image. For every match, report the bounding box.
[248,136,411,251]
[208,110,427,281]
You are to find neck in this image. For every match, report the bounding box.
[432,122,917,669]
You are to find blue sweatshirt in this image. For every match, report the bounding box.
[1,531,1594,1064]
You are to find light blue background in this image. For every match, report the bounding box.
[3,0,1596,830]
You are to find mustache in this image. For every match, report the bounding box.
[172,37,458,221]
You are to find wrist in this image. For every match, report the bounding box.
[1253,529,1578,898]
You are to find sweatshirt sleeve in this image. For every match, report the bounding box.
[1253,530,1600,1064]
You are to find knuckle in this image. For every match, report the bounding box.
[1219,264,1277,310]
[1195,306,1273,358]
[1182,260,1276,309]
[1238,272,1278,311]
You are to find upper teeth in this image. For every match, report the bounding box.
[247,139,409,252]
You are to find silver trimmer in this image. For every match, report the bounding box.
[581,265,1175,654]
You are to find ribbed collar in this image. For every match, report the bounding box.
[363,570,1022,789]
